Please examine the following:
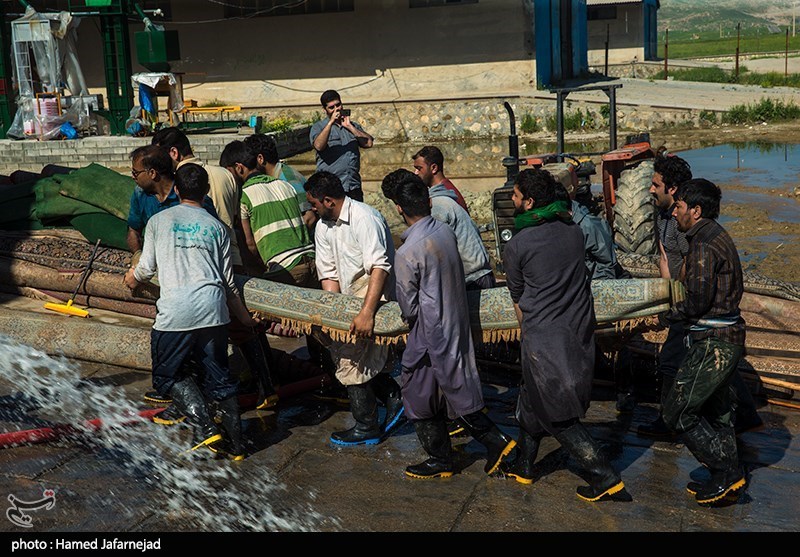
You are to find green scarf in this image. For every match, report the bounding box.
[514,200,572,230]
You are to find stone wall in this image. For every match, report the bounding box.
[0,99,715,174]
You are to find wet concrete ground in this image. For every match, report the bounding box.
[0,334,797,534]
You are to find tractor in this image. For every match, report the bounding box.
[492,83,658,270]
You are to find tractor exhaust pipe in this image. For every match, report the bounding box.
[502,101,520,188]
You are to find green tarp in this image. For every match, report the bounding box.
[0,164,134,250]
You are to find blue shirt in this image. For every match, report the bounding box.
[127,185,218,231]
[309,120,365,193]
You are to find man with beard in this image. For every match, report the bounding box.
[658,178,748,505]
[304,171,404,446]
[640,153,761,438]
[501,168,629,502]
[310,90,374,202]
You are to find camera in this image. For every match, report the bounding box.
[341,109,351,117]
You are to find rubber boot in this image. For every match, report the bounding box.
[458,411,517,475]
[209,396,245,461]
[505,429,542,485]
[169,378,222,452]
[637,374,676,439]
[144,389,172,406]
[447,420,466,437]
[405,418,454,479]
[370,373,405,435]
[731,372,764,435]
[239,335,278,410]
[682,421,746,505]
[330,382,382,446]
[555,422,629,502]
[151,403,185,426]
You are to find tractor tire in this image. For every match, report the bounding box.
[613,159,657,255]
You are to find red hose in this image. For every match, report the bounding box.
[0,374,332,449]
[0,408,163,449]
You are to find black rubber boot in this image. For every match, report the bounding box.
[458,411,517,475]
[447,420,466,437]
[405,418,454,479]
[637,415,675,439]
[682,421,745,505]
[330,382,382,446]
[371,373,405,435]
[731,372,763,435]
[144,389,172,406]
[209,396,245,461]
[239,335,278,411]
[169,378,222,452]
[151,404,185,426]
[555,422,629,502]
[505,429,542,485]
[637,374,677,439]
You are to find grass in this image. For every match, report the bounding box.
[200,98,229,108]
[654,66,800,88]
[544,108,596,132]
[520,113,539,133]
[722,98,800,125]
[658,33,800,59]
[257,113,321,134]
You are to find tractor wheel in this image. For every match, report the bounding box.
[613,159,657,255]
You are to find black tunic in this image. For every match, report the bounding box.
[503,219,596,436]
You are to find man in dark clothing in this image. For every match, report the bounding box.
[640,154,761,438]
[390,175,516,479]
[658,178,748,506]
[502,169,629,503]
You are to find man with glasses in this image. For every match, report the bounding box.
[309,89,374,202]
[126,144,217,254]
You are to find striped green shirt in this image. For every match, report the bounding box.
[240,173,314,271]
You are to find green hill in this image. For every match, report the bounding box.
[659,0,794,42]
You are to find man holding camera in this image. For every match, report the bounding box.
[310,89,374,202]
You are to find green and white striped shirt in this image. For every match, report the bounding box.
[240,173,314,271]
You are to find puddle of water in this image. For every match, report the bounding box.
[723,189,800,223]
[0,337,332,532]
[677,142,800,190]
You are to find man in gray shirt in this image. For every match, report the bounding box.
[124,164,258,461]
[309,90,374,202]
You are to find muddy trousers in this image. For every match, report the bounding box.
[662,337,744,434]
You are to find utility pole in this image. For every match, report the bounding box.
[735,22,741,80]
[664,28,669,80]
[604,24,609,76]
[786,28,790,79]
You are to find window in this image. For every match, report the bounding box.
[588,6,617,21]
[223,0,354,19]
[410,0,478,8]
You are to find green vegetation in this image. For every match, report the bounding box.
[723,98,800,124]
[654,66,800,88]
[259,116,298,134]
[698,110,719,125]
[257,114,321,134]
[545,108,596,132]
[520,112,539,133]
[658,34,800,60]
[200,98,229,108]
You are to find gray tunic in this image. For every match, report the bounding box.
[503,219,595,436]
[395,216,484,421]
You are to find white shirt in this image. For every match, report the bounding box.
[314,196,395,299]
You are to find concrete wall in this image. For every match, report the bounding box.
[587,4,645,65]
[71,0,537,107]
